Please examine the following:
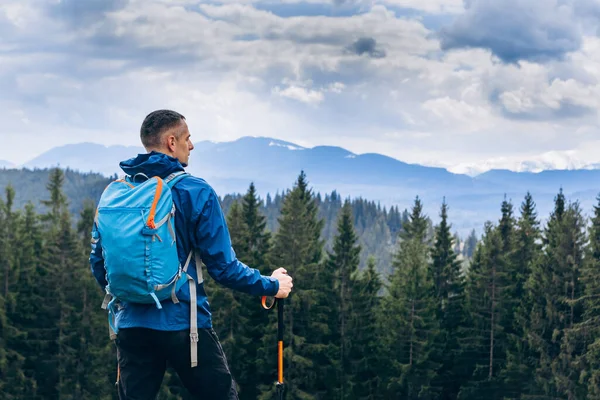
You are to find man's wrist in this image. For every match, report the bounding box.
[267,276,279,296]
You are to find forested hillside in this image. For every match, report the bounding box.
[2,167,598,399]
[0,167,112,217]
[0,168,456,275]
[221,190,417,276]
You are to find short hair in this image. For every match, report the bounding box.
[140,110,186,149]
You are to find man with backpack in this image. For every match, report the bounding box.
[90,109,293,399]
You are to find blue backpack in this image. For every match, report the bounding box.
[93,171,200,367]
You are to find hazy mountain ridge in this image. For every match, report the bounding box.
[22,143,145,177]
[11,137,600,236]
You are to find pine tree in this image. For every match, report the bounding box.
[519,190,586,398]
[76,200,117,399]
[40,168,68,226]
[347,256,382,400]
[579,195,600,398]
[496,198,519,372]
[380,196,440,399]
[429,200,468,399]
[554,201,587,399]
[459,220,510,399]
[242,183,271,270]
[32,169,67,398]
[54,197,90,398]
[501,192,542,398]
[457,242,485,398]
[237,183,273,400]
[0,186,35,398]
[10,203,43,398]
[514,192,540,299]
[0,185,17,301]
[262,171,327,400]
[326,201,361,399]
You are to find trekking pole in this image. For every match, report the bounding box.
[261,296,285,400]
[276,298,284,399]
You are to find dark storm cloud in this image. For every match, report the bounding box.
[439,0,584,63]
[346,37,386,58]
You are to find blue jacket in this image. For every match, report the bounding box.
[90,151,279,331]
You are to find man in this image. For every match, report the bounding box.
[90,109,293,399]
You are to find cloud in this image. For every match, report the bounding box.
[479,59,600,121]
[421,96,494,132]
[496,82,598,121]
[1,0,600,172]
[327,82,346,93]
[346,37,386,58]
[273,85,325,104]
[439,0,586,63]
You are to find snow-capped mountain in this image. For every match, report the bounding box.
[449,149,600,176]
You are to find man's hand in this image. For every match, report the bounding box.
[272,268,293,298]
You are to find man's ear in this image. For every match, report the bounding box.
[165,135,177,153]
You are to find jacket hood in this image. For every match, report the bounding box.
[119,151,185,179]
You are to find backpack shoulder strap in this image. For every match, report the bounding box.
[164,171,190,188]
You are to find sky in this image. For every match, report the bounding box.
[2,0,600,174]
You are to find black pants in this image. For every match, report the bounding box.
[115,327,239,400]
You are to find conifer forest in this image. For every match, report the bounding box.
[1,167,600,400]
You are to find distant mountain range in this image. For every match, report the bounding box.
[10,137,600,237]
